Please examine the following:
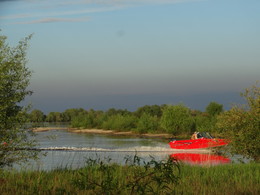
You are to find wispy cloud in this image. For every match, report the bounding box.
[15,17,90,24]
[1,4,126,20]
[1,0,203,24]
[41,0,203,7]
[0,0,19,2]
[0,13,31,20]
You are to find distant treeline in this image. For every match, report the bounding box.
[28,102,223,135]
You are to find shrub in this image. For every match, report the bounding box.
[216,83,260,162]
[136,113,159,133]
[160,104,194,135]
[102,114,137,131]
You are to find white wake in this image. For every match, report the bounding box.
[38,146,211,153]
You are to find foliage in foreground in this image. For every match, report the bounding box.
[0,159,259,195]
[0,33,38,167]
[73,156,180,194]
[216,83,260,162]
[0,156,180,195]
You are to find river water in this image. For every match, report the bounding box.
[17,129,233,170]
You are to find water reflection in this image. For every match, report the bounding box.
[170,152,230,166]
[19,151,230,171]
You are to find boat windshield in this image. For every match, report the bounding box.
[199,132,214,139]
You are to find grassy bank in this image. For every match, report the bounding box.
[177,163,259,194]
[0,160,259,194]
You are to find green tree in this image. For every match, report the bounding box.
[136,113,159,133]
[206,101,223,116]
[105,108,131,116]
[29,109,45,122]
[45,112,55,122]
[193,114,215,132]
[46,112,63,122]
[63,108,87,122]
[102,114,137,131]
[0,33,38,167]
[71,112,95,129]
[160,104,194,135]
[216,83,260,162]
[134,105,163,118]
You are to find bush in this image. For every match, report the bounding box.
[160,104,194,135]
[102,114,137,131]
[71,113,95,129]
[136,113,159,133]
[193,114,216,132]
[216,83,260,162]
[206,101,223,116]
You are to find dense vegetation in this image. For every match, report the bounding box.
[28,102,223,136]
[0,158,259,195]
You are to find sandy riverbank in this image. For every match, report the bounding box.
[69,128,131,135]
[32,127,172,138]
[68,128,172,138]
[31,127,67,132]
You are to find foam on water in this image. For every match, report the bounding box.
[38,146,211,153]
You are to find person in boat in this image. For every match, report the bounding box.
[191,132,198,140]
[191,132,203,140]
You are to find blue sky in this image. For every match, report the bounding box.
[1,0,259,113]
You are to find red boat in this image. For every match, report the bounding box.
[169,132,229,149]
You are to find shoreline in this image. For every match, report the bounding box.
[32,127,173,138]
[31,127,68,132]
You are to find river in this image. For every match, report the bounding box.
[16,129,233,170]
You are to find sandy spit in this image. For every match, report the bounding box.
[68,128,172,138]
[32,127,67,132]
[68,128,135,135]
[32,127,172,138]
[68,129,114,134]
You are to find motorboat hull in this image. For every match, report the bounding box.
[169,138,229,149]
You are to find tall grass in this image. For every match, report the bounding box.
[0,158,259,195]
[176,163,260,195]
